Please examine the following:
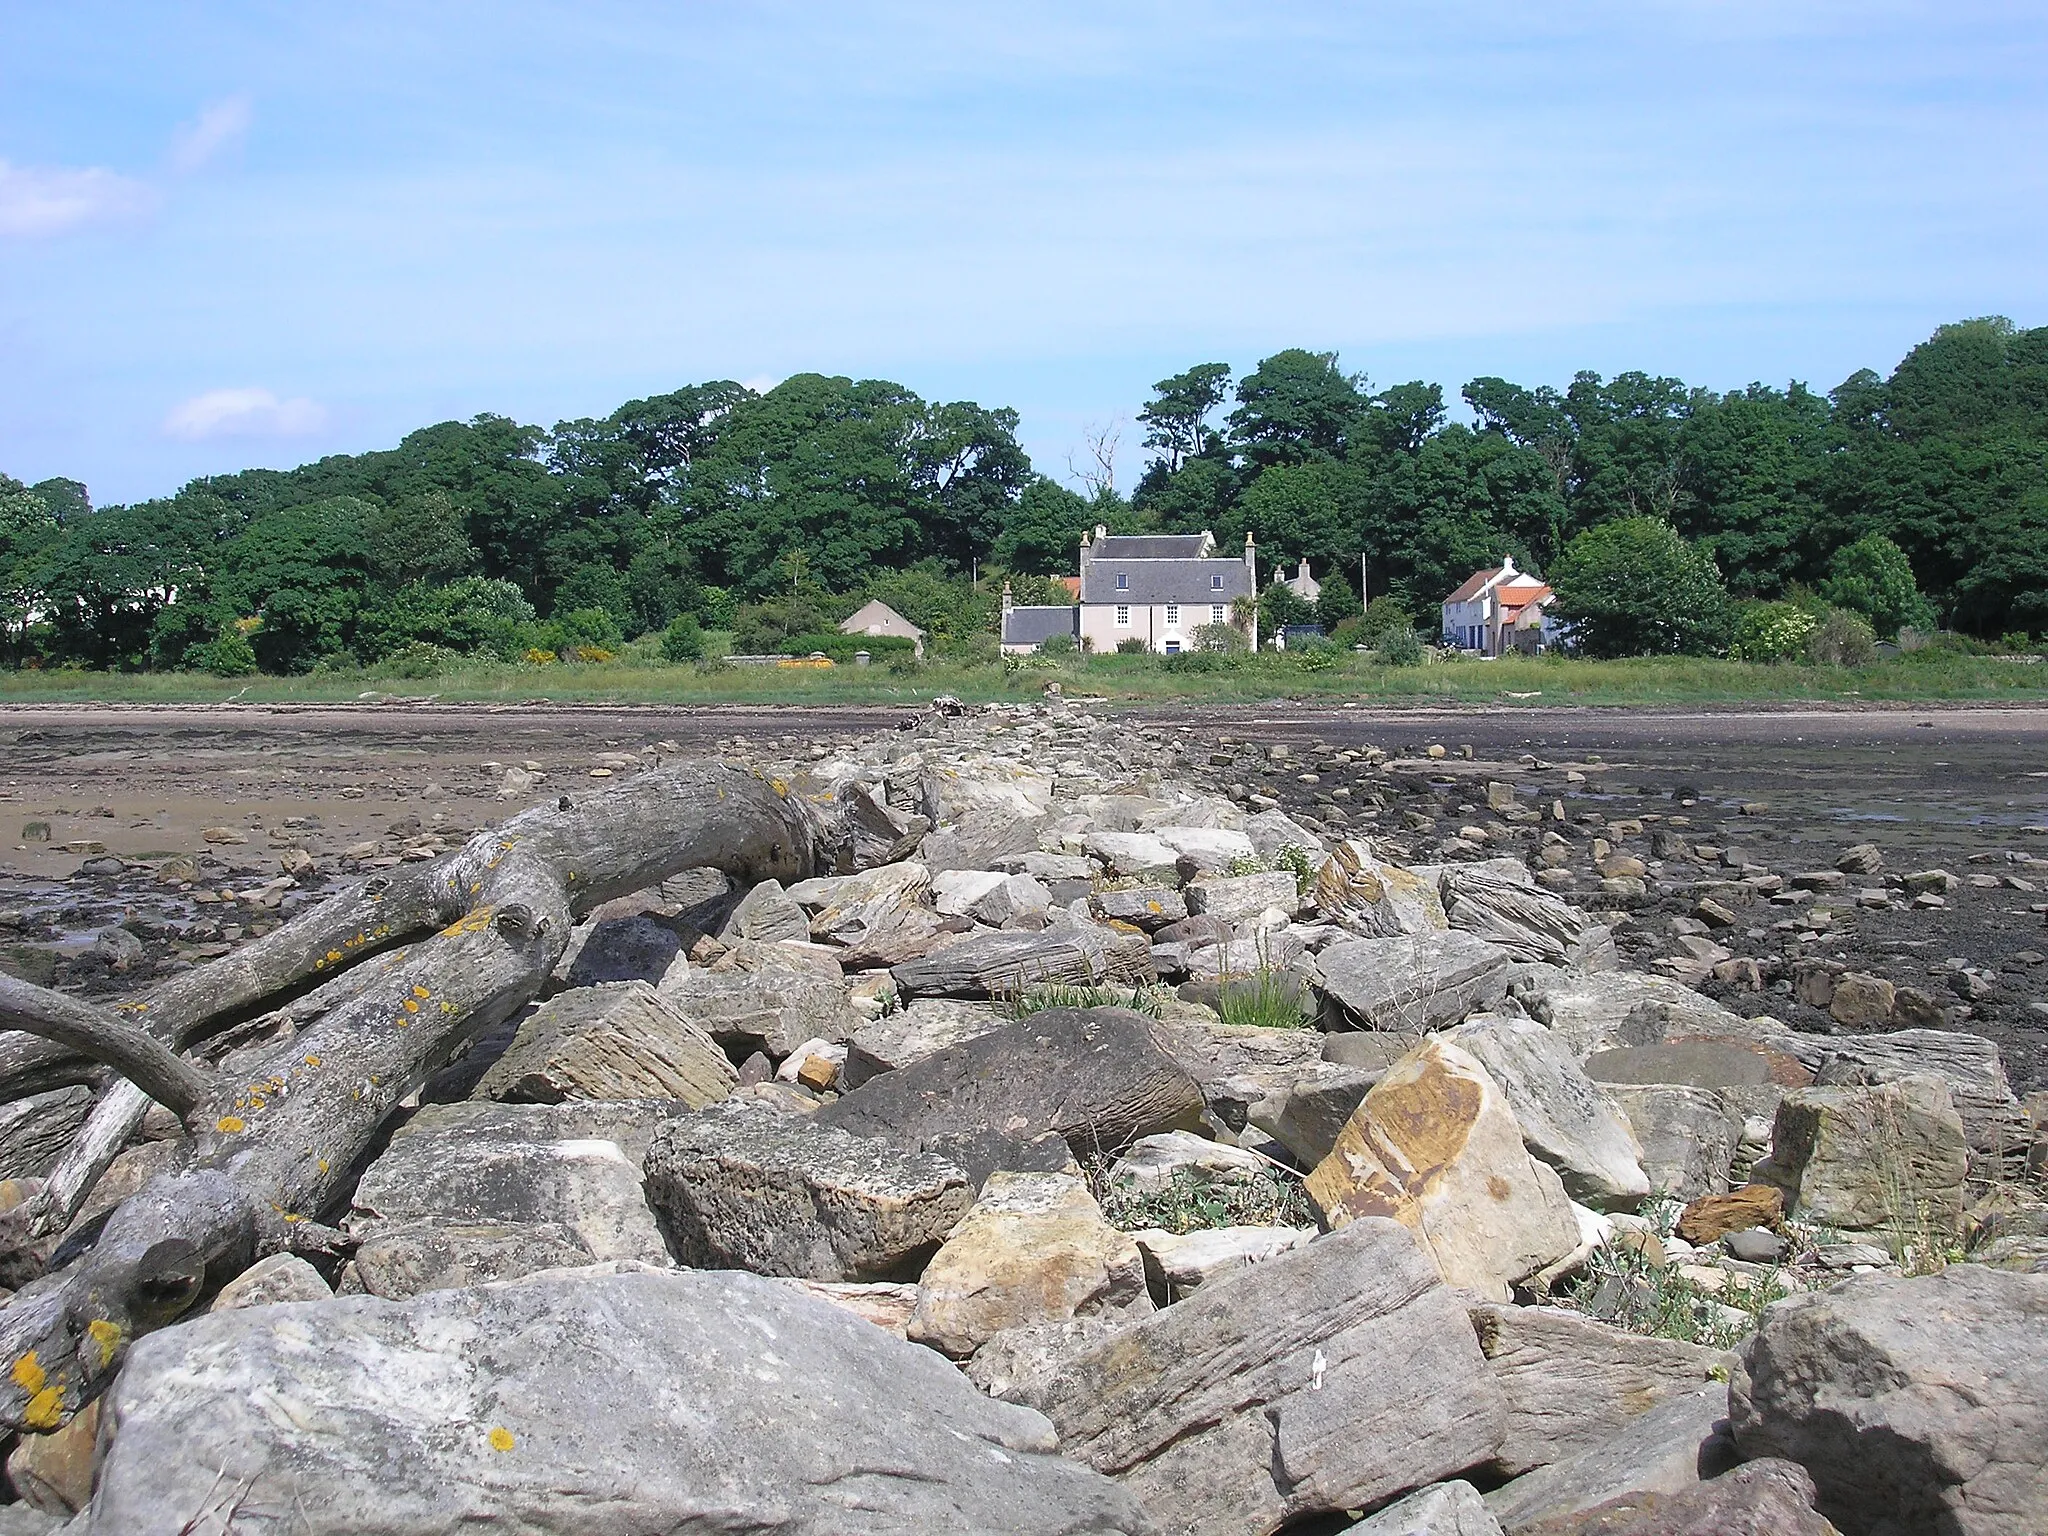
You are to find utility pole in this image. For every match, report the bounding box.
[1359,552,1369,607]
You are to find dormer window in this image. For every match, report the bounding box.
[1116,573,1128,591]
[1211,574,1224,590]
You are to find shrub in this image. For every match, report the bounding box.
[659,614,705,662]
[1998,630,2037,654]
[1115,637,1148,655]
[1376,627,1425,667]
[1727,601,1818,662]
[1289,637,1341,672]
[381,640,458,679]
[783,631,915,663]
[1807,607,1878,666]
[1039,632,1077,656]
[193,626,259,677]
[1550,518,1731,657]
[1191,621,1247,653]
[1356,595,1414,645]
[1821,533,1937,639]
[521,647,558,666]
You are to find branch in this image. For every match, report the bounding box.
[0,976,214,1116]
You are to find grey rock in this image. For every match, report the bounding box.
[890,926,1154,1000]
[1349,1481,1503,1535]
[646,1099,971,1281]
[0,1086,91,1182]
[1732,1265,2048,1536]
[555,912,684,987]
[720,878,811,943]
[1318,930,1516,1031]
[1752,1074,1969,1237]
[475,980,736,1107]
[820,1009,1206,1179]
[1444,1016,1649,1210]
[1020,1218,1506,1536]
[1468,1303,1733,1477]
[1254,1060,1377,1166]
[967,1316,1135,1406]
[666,968,853,1058]
[1314,839,1450,937]
[1110,1129,1269,1189]
[90,925,144,971]
[842,998,1010,1089]
[1521,1458,1838,1536]
[1724,1227,1786,1263]
[1242,808,1325,867]
[347,1101,673,1297]
[1086,830,1183,880]
[1485,1386,1735,1535]
[1603,1084,1739,1200]
[1517,970,1756,1058]
[91,1266,1151,1535]
[1441,870,1597,967]
[1096,887,1190,930]
[1184,870,1299,923]
[1781,1028,2023,1171]
[1132,1225,1314,1303]
[209,1253,332,1311]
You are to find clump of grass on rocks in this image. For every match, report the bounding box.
[1095,1167,1314,1235]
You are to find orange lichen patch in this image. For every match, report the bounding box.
[12,1352,46,1396]
[440,908,497,938]
[84,1321,121,1372]
[402,999,419,1014]
[304,1054,321,1068]
[412,986,431,999]
[215,1116,247,1135]
[1305,1051,1480,1229]
[488,1427,516,1452]
[22,1387,63,1431]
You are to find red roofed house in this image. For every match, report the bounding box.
[1440,555,1555,655]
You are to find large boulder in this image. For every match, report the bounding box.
[1184,870,1298,923]
[666,967,853,1058]
[1145,1015,1328,1133]
[907,1172,1152,1358]
[1307,1039,1581,1300]
[1751,1074,1969,1239]
[890,926,1154,1000]
[1601,1084,1739,1201]
[1314,839,1449,937]
[88,1265,1151,1535]
[1518,970,1756,1058]
[1484,1387,1735,1536]
[1350,1482,1503,1536]
[1468,1303,1733,1477]
[803,862,951,967]
[1440,869,1602,967]
[1730,1265,2048,1536]
[842,999,1011,1089]
[1779,1029,2024,1174]
[818,1009,1206,1179]
[1318,931,1515,1031]
[346,1101,672,1298]
[644,1100,972,1281]
[474,980,736,1107]
[1516,1458,1838,1536]
[720,877,811,943]
[1444,1016,1649,1210]
[1132,1225,1314,1303]
[1020,1219,1507,1536]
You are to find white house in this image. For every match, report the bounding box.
[1074,527,1258,655]
[839,598,926,658]
[1440,555,1555,656]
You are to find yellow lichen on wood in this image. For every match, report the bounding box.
[215,1116,246,1135]
[84,1321,120,1372]
[488,1426,516,1452]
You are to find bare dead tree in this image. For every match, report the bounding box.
[1066,419,1124,501]
[0,759,820,1433]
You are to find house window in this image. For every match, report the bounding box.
[1210,574,1223,590]
[1165,604,1179,627]
[1115,605,1130,626]
[1115,573,1129,591]
[1210,605,1225,625]
[1164,641,1181,655]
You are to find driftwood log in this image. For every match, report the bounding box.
[0,760,818,1432]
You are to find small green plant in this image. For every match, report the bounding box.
[1806,608,1877,667]
[1216,969,1314,1029]
[1006,981,1170,1020]
[1563,1238,1789,1350]
[1094,1167,1313,1235]
[1376,627,1425,667]
[193,626,260,678]
[1272,842,1318,896]
[659,614,705,662]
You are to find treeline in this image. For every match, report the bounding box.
[1,316,2043,673]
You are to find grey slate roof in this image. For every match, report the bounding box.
[1080,558,1253,605]
[1002,605,1080,646]
[1090,534,1212,560]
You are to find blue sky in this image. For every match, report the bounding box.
[3,2,2044,506]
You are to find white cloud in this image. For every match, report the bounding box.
[162,388,328,441]
[170,96,254,175]
[0,159,158,238]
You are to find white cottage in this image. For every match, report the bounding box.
[1439,555,1554,656]
[1075,527,1258,654]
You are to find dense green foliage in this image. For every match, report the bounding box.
[4,316,2044,674]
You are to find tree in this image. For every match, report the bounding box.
[1259,579,1315,636]
[1820,533,1937,637]
[364,491,479,589]
[994,477,1096,574]
[1314,568,1360,629]
[1548,517,1730,657]
[1137,364,1231,474]
[1228,350,1365,467]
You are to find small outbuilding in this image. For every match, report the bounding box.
[839,599,926,659]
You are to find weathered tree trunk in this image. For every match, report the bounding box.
[0,760,818,1432]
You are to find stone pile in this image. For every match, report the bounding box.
[4,702,2045,1535]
